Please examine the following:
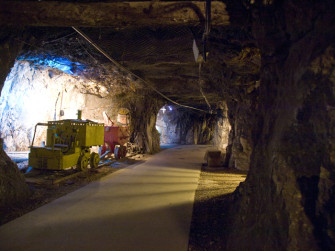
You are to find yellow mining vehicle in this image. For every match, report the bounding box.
[29,111,104,171]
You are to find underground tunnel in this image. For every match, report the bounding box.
[0,0,335,250]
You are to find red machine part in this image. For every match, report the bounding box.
[100,126,130,159]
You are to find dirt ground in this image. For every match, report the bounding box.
[188,166,247,250]
[1,152,247,251]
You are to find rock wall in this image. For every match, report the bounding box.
[212,102,231,153]
[156,105,216,145]
[122,92,163,153]
[0,138,30,208]
[225,1,335,250]
[189,113,215,145]
[0,61,113,151]
[0,27,25,92]
[210,97,256,171]
[201,28,260,171]
[0,26,30,208]
[225,99,256,171]
[156,105,180,144]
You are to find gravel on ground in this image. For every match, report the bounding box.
[188,166,247,250]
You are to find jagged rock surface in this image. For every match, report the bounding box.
[213,102,231,152]
[225,1,335,250]
[157,104,216,145]
[0,61,115,151]
[0,139,30,208]
[225,99,256,171]
[0,1,334,250]
[0,28,30,207]
[122,92,164,153]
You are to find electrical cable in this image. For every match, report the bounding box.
[42,32,76,45]
[72,26,211,114]
[199,62,212,113]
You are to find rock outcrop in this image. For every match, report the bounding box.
[225,1,335,250]
[156,105,181,144]
[0,61,114,151]
[213,102,231,153]
[114,90,164,154]
[0,27,30,207]
[225,99,256,171]
[0,138,30,208]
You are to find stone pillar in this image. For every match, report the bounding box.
[126,92,163,153]
[226,1,335,250]
[224,99,255,171]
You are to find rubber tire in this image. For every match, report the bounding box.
[114,145,120,160]
[77,155,88,171]
[90,152,100,168]
[119,145,127,158]
[115,145,126,160]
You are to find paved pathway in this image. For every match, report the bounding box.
[0,145,210,251]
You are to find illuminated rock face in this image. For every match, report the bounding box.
[156,105,216,145]
[213,105,231,152]
[156,105,181,144]
[0,61,112,151]
[225,100,255,171]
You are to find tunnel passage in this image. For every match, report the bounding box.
[155,102,252,171]
[156,104,218,145]
[0,1,335,250]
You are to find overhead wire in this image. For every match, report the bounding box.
[42,32,76,45]
[199,62,212,112]
[72,26,211,114]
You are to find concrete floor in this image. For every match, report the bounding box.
[0,145,211,251]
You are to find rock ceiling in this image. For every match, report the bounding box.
[2,0,260,110]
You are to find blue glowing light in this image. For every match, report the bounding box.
[168,106,173,111]
[17,55,86,75]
